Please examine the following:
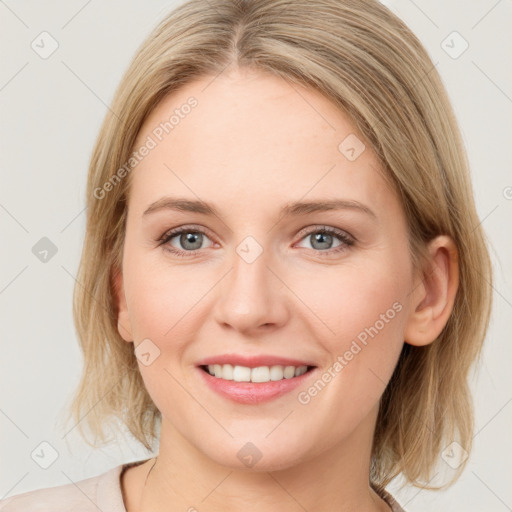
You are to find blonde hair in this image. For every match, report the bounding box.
[66,0,493,491]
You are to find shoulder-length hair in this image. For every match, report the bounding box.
[65,0,493,491]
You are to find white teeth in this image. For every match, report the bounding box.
[222,363,234,380]
[206,364,309,382]
[233,365,251,382]
[283,366,295,379]
[251,366,270,382]
[295,365,308,377]
[269,365,284,381]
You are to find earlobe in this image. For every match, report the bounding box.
[112,267,134,343]
[404,236,459,347]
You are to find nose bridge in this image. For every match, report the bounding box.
[213,236,288,333]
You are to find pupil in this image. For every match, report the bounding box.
[181,232,202,250]
[312,232,332,250]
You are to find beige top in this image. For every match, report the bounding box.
[0,459,405,511]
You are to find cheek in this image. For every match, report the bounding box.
[124,251,202,340]
[296,256,409,383]
[122,249,225,394]
[302,256,407,333]
[288,259,408,440]
[122,261,196,416]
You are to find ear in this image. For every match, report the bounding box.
[112,266,134,343]
[404,235,459,347]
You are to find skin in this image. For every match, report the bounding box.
[114,66,459,512]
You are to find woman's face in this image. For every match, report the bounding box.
[115,67,417,471]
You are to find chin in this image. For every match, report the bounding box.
[197,434,311,473]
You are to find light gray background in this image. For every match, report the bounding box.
[1,1,511,510]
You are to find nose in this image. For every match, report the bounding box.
[213,246,290,336]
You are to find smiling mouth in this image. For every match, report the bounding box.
[200,364,316,383]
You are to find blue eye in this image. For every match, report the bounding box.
[296,227,354,254]
[159,226,214,257]
[158,225,354,258]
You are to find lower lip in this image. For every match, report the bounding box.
[197,366,316,404]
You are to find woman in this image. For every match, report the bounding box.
[0,0,492,510]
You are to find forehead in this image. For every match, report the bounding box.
[128,68,395,219]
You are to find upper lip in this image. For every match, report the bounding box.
[196,354,316,368]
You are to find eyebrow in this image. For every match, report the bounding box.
[143,197,377,219]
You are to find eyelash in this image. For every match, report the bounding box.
[157,225,355,258]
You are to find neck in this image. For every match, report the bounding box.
[137,409,390,512]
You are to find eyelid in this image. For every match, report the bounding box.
[295,225,355,243]
[158,224,355,257]
[293,225,355,255]
[158,224,216,243]
[157,225,216,259]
